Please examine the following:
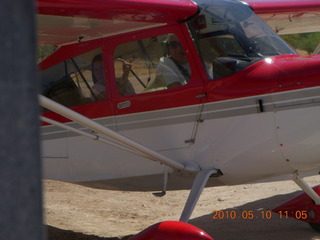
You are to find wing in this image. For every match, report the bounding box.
[245,0,320,35]
[37,0,199,46]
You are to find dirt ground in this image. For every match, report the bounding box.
[43,175,320,240]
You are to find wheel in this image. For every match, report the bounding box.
[309,222,320,233]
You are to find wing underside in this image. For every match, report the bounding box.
[245,0,320,35]
[36,0,199,46]
[37,0,320,46]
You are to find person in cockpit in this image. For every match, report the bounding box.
[91,54,135,100]
[155,34,191,89]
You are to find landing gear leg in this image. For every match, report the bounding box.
[313,41,320,55]
[130,169,219,240]
[153,167,169,197]
[293,173,320,205]
[179,169,220,222]
[293,173,320,232]
[273,172,320,232]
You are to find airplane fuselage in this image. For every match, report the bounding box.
[40,0,320,189]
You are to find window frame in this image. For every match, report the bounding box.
[39,38,115,120]
[106,24,203,99]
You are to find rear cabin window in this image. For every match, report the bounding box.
[113,33,192,95]
[40,48,105,108]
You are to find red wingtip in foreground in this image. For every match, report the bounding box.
[273,185,320,232]
[129,221,213,240]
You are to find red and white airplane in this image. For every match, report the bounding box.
[37,0,320,238]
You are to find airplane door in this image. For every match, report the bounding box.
[108,27,206,152]
[40,45,117,181]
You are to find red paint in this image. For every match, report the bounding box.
[108,24,206,116]
[206,54,320,102]
[38,0,320,124]
[129,221,213,240]
[42,100,113,124]
[37,0,198,23]
[38,39,106,71]
[247,0,320,14]
[273,185,320,223]
[40,37,320,122]
[37,0,199,45]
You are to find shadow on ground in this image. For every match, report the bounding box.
[46,225,133,240]
[46,190,320,240]
[189,190,320,240]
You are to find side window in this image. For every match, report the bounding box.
[113,33,192,95]
[198,34,246,79]
[40,48,105,108]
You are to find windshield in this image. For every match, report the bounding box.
[189,0,296,79]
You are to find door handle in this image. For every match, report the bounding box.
[117,100,131,109]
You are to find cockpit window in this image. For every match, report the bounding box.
[113,33,192,94]
[40,48,104,108]
[189,0,296,79]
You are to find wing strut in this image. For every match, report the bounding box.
[39,95,200,173]
[293,173,320,205]
[41,116,151,159]
[313,42,320,55]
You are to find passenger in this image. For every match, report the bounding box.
[91,54,135,101]
[116,58,135,96]
[156,34,191,89]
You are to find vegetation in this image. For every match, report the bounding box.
[38,45,56,62]
[282,32,320,55]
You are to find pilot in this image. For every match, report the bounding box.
[156,34,191,89]
[91,54,135,100]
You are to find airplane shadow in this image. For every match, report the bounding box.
[45,225,133,240]
[45,190,320,240]
[78,173,221,191]
[189,191,320,240]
